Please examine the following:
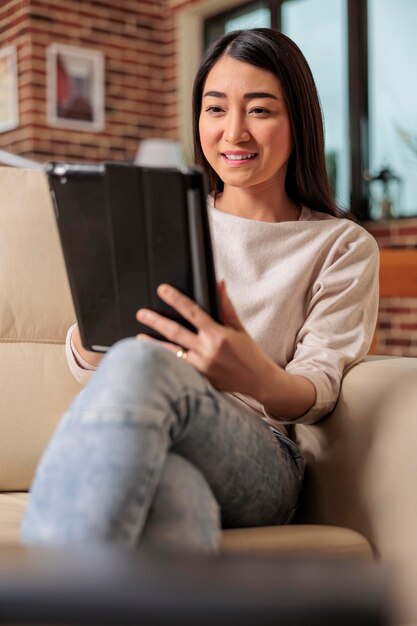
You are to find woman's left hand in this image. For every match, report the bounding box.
[136,281,275,397]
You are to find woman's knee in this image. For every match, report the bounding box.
[102,338,194,389]
[67,338,194,429]
[159,453,219,511]
[102,337,169,376]
[142,453,221,552]
[87,339,176,399]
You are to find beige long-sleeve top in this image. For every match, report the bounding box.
[66,200,380,432]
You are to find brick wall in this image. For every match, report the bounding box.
[376,298,417,357]
[365,218,417,357]
[0,0,206,161]
[0,0,33,154]
[366,218,417,249]
[0,0,173,162]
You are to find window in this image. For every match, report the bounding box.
[281,0,349,210]
[368,0,417,219]
[205,1,270,48]
[203,0,417,219]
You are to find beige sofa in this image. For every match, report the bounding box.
[1,168,417,622]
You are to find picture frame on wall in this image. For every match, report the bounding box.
[47,43,104,131]
[0,46,19,133]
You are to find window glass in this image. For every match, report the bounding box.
[368,0,417,218]
[225,2,270,31]
[281,0,349,210]
[205,1,270,48]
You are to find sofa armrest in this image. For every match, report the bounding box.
[295,355,417,542]
[294,355,417,622]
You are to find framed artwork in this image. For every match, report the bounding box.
[47,43,104,131]
[0,46,19,133]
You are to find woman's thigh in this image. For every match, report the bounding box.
[62,339,305,530]
[169,384,305,529]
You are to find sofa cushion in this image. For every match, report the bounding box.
[222,525,373,558]
[0,168,75,341]
[0,342,81,491]
[0,169,82,490]
[0,492,372,559]
[0,493,28,544]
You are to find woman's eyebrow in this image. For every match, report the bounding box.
[244,92,280,100]
[203,91,227,98]
[203,90,280,100]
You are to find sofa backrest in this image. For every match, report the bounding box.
[0,168,82,490]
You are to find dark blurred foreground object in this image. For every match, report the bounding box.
[0,546,391,626]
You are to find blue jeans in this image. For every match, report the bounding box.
[22,339,305,552]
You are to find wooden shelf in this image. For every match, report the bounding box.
[379,249,417,298]
[369,249,417,354]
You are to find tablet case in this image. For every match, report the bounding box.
[47,162,221,352]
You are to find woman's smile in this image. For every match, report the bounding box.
[221,151,258,166]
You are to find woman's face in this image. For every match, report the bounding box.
[198,55,293,192]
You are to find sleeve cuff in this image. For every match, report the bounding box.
[262,369,337,426]
[65,324,96,385]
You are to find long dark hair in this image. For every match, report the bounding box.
[192,28,351,219]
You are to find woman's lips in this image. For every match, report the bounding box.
[221,152,258,166]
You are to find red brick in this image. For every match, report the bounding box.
[367,228,392,238]
[399,323,417,330]
[385,338,412,347]
[385,308,411,314]
[378,322,392,330]
[398,227,417,237]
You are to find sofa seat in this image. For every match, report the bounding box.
[0,492,372,558]
[0,493,28,544]
[221,525,373,558]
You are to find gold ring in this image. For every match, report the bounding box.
[176,349,188,360]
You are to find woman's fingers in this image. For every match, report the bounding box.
[156,284,215,332]
[135,283,240,373]
[136,307,197,349]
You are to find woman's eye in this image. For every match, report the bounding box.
[250,107,270,116]
[206,106,224,114]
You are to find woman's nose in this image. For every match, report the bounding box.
[223,113,250,143]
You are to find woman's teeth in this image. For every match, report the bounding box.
[224,153,256,160]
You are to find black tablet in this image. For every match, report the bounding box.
[47,162,221,352]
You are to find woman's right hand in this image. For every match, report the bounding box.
[72,324,104,368]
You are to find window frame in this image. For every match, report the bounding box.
[347,0,369,219]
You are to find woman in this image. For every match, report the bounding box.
[22,28,379,551]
